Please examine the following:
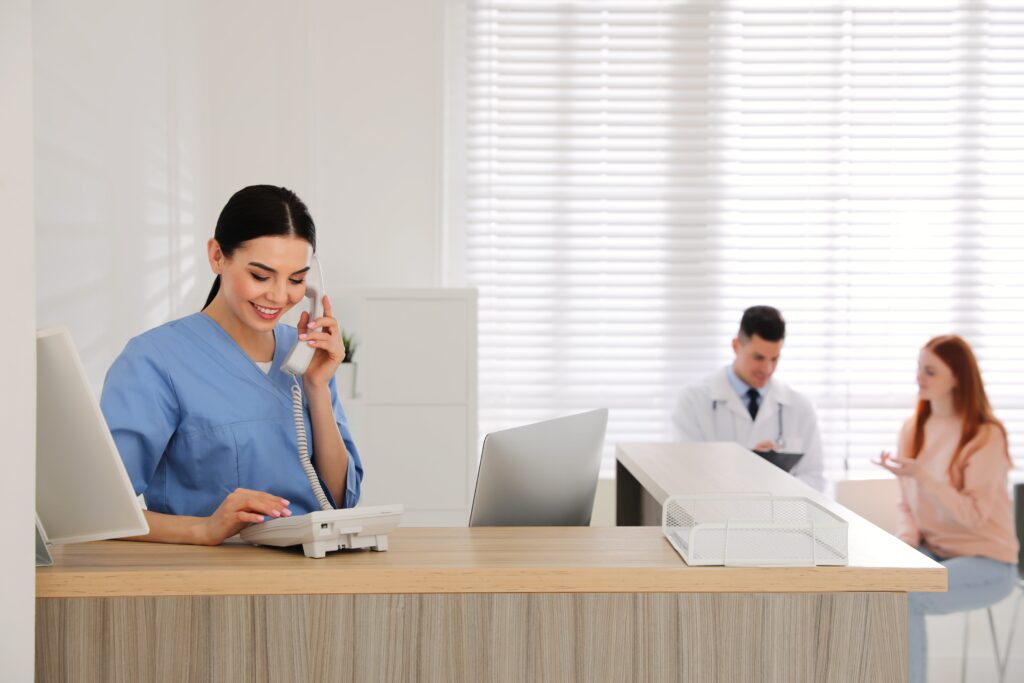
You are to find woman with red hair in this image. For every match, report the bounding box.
[877,335,1018,683]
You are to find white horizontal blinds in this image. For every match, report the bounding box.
[466,1,725,474]
[464,0,1024,477]
[975,4,1024,476]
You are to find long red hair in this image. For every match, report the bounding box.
[909,335,1010,488]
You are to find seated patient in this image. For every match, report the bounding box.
[101,185,363,545]
[876,335,1017,683]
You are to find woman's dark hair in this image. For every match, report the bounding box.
[203,185,316,309]
[738,305,786,342]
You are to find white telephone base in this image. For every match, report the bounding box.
[240,504,404,559]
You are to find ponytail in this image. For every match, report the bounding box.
[203,275,221,310]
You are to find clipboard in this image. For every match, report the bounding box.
[753,450,804,473]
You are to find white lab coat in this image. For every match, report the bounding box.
[672,367,826,491]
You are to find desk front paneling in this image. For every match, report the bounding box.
[37,591,906,683]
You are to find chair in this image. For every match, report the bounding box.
[834,477,1001,682]
[996,482,1024,683]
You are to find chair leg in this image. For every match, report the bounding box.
[1000,588,1023,683]
[962,613,970,683]
[987,607,1002,681]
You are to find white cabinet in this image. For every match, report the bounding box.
[332,289,477,526]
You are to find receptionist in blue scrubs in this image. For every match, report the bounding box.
[100,185,363,545]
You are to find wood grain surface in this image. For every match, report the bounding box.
[36,526,944,598]
[36,591,907,683]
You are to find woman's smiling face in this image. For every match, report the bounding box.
[208,235,312,332]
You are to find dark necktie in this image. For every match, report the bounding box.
[746,388,760,421]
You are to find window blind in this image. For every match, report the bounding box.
[457,0,1024,478]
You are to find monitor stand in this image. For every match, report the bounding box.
[36,515,53,567]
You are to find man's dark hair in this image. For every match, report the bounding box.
[738,306,786,342]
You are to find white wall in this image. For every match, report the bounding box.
[34,0,213,387]
[306,1,446,288]
[35,0,447,391]
[0,1,36,679]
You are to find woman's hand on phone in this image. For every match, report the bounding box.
[297,294,346,389]
[197,488,291,545]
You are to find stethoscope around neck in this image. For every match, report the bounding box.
[712,397,786,449]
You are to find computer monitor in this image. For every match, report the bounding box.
[469,409,608,526]
[36,327,148,551]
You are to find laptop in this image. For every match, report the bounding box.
[469,409,608,526]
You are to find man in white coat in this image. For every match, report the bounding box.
[672,306,825,491]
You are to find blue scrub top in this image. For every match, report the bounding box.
[100,312,363,517]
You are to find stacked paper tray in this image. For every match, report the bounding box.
[662,494,849,567]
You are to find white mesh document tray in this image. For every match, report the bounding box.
[662,494,849,567]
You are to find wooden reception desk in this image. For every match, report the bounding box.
[37,445,944,683]
[614,441,948,682]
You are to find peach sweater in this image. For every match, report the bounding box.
[895,418,1019,565]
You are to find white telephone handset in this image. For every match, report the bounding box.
[240,252,405,557]
[281,254,324,377]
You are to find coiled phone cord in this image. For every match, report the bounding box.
[291,377,334,511]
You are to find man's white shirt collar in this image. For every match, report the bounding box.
[711,366,793,406]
